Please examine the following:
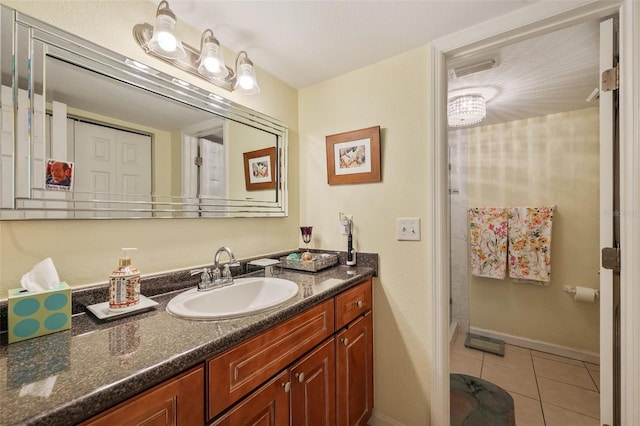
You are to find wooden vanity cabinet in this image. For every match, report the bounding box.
[335,279,374,426]
[80,366,204,426]
[290,337,336,425]
[336,312,374,426]
[210,370,290,426]
[212,338,337,426]
[207,299,335,421]
[83,277,373,426]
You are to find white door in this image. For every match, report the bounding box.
[599,17,618,426]
[74,121,151,217]
[200,138,225,199]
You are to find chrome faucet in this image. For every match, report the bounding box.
[212,246,240,287]
[190,247,241,292]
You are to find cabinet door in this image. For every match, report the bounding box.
[290,338,336,426]
[336,312,373,426]
[80,366,204,426]
[208,300,334,420]
[211,370,290,426]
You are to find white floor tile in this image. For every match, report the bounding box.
[451,343,601,425]
[542,402,599,426]
[533,356,597,390]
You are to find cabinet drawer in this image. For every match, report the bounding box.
[207,299,334,420]
[80,366,204,426]
[335,278,372,330]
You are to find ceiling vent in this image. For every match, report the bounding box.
[449,59,497,79]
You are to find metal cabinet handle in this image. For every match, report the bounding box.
[281,381,291,392]
[356,300,364,308]
[341,338,349,346]
[295,372,305,383]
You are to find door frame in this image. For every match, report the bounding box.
[427,1,640,424]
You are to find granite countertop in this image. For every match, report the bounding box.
[0,253,376,426]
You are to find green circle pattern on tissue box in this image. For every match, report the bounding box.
[8,283,71,343]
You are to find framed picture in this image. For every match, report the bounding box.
[325,125,381,185]
[243,147,276,191]
[45,159,74,191]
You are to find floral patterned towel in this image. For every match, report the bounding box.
[508,206,555,282]
[468,207,508,279]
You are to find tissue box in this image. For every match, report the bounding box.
[8,282,71,343]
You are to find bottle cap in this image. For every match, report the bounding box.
[119,248,137,267]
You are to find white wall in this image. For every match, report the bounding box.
[0,0,299,298]
[299,47,431,425]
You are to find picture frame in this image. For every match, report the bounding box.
[45,159,74,191]
[325,125,381,185]
[243,147,277,191]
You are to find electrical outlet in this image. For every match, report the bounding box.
[339,214,352,235]
[396,217,421,241]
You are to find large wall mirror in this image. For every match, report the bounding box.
[0,6,288,219]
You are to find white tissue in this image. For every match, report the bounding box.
[20,258,60,291]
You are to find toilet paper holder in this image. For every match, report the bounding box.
[563,285,599,298]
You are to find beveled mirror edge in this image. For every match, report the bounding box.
[0,5,288,220]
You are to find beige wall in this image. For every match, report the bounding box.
[465,107,600,353]
[0,1,299,298]
[299,47,431,425]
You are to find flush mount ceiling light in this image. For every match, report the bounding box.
[448,95,486,127]
[133,0,260,94]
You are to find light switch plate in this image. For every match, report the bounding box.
[396,217,421,241]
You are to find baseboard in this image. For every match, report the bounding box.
[368,410,406,426]
[449,320,458,344]
[469,326,600,364]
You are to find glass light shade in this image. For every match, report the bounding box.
[148,6,186,59]
[234,57,260,95]
[197,37,229,78]
[448,95,486,127]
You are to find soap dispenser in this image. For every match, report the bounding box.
[109,248,140,309]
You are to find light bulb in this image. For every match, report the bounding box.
[155,15,177,52]
[203,54,221,73]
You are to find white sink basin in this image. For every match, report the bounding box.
[166,277,299,320]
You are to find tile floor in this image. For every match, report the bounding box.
[451,333,600,426]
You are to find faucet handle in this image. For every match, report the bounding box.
[222,264,232,280]
[211,267,221,282]
[190,268,208,276]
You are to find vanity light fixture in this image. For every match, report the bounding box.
[197,29,228,79]
[147,1,186,59]
[448,95,486,127]
[133,0,260,94]
[234,51,260,95]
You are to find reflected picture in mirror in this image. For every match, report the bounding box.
[45,159,74,191]
[243,147,276,191]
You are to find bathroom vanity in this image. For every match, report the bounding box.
[0,262,375,425]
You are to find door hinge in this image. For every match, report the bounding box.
[602,66,619,92]
[602,247,621,272]
[194,156,203,167]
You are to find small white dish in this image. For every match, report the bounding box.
[87,295,158,320]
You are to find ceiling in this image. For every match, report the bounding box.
[169,0,541,89]
[167,0,600,126]
[448,19,600,127]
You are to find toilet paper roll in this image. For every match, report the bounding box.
[574,286,597,303]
